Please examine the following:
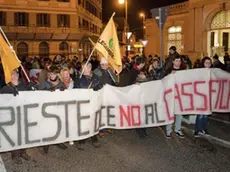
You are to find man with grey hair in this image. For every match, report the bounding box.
[94,57,118,86]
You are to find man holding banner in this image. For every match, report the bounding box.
[0,69,31,164]
[165,55,185,139]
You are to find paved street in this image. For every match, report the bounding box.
[1,128,230,172]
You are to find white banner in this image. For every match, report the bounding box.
[0,69,229,152]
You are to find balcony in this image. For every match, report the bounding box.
[2,25,84,41]
[0,0,76,11]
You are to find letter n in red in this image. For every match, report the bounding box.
[119,105,131,127]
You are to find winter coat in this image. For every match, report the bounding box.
[164,52,180,71]
[119,65,141,87]
[213,60,225,70]
[0,82,28,96]
[40,80,66,91]
[226,65,230,73]
[94,67,117,86]
[0,64,5,88]
[165,67,183,77]
[38,69,49,88]
[149,67,165,80]
[74,74,101,90]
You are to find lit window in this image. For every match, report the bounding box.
[211,10,230,29]
[167,26,183,53]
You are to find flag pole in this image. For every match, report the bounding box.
[80,12,116,78]
[0,27,31,83]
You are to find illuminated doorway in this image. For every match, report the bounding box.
[207,10,230,62]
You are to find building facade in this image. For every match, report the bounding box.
[145,0,230,62]
[0,0,102,60]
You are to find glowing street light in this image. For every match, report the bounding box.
[139,12,145,21]
[118,0,125,4]
[139,12,146,39]
[118,0,129,56]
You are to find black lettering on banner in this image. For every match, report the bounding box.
[99,106,106,128]
[154,103,165,123]
[94,106,106,132]
[77,101,90,137]
[57,101,76,138]
[24,104,41,144]
[16,106,22,146]
[0,107,15,147]
[42,103,61,142]
[107,106,116,127]
[145,104,154,124]
[94,109,100,132]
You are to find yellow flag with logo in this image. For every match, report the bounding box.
[0,31,21,84]
[94,13,122,74]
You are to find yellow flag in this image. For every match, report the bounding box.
[94,13,122,74]
[0,32,21,84]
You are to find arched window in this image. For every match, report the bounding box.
[211,10,230,29]
[167,26,182,53]
[39,42,49,58]
[17,42,28,57]
[59,42,69,52]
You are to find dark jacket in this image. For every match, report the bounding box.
[40,80,66,91]
[213,60,225,70]
[74,74,101,90]
[90,59,99,71]
[149,67,165,80]
[0,64,5,88]
[165,67,182,77]
[0,82,28,96]
[226,65,230,73]
[165,52,180,71]
[119,64,140,87]
[94,67,117,86]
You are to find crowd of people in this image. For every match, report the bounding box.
[0,46,230,164]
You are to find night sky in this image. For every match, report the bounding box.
[103,0,188,38]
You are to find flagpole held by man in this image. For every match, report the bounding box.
[0,27,33,85]
[80,12,122,78]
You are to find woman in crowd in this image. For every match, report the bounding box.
[38,59,52,89]
[148,58,164,80]
[194,56,212,137]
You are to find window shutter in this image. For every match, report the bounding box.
[36,14,40,27]
[14,13,18,26]
[57,14,60,27]
[47,14,50,27]
[67,15,70,27]
[26,13,29,26]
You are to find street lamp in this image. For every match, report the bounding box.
[139,12,145,39]
[118,0,128,56]
[118,0,125,4]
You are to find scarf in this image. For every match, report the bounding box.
[63,78,71,88]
